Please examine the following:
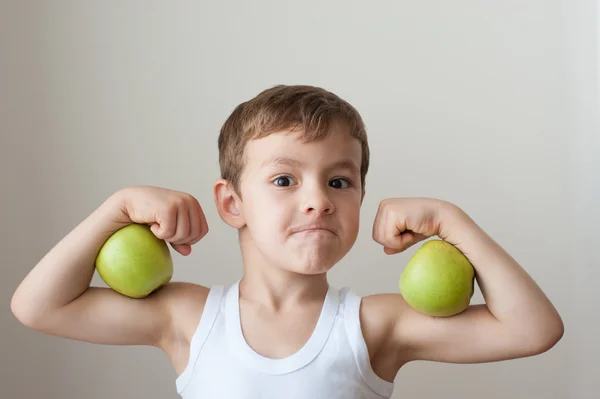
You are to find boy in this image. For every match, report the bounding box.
[11,85,564,398]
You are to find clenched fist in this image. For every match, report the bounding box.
[113,186,209,256]
[372,198,452,255]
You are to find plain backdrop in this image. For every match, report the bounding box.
[1,1,598,398]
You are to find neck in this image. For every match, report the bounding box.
[237,230,329,311]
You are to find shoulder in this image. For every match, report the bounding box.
[338,289,415,381]
[359,292,414,365]
[153,282,211,350]
[360,292,412,326]
[158,281,210,309]
[150,282,224,375]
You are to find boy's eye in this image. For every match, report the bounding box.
[329,178,350,189]
[274,176,296,187]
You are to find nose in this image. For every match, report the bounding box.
[301,183,335,215]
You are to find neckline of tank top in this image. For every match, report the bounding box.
[225,280,340,375]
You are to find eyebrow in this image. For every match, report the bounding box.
[262,156,360,175]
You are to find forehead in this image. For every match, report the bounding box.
[244,128,362,170]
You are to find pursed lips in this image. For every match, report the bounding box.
[291,224,336,236]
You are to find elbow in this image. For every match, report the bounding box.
[10,291,43,329]
[542,316,565,351]
[10,293,29,326]
[524,314,565,356]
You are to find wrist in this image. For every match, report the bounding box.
[99,188,133,227]
[437,200,475,241]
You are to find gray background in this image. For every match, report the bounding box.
[1,1,598,398]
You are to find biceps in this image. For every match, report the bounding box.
[397,304,528,364]
[37,287,170,347]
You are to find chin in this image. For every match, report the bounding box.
[290,263,334,275]
[288,268,333,276]
[286,254,340,275]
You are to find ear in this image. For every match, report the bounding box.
[214,179,246,229]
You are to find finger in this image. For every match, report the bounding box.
[198,202,209,237]
[384,246,403,255]
[186,204,200,245]
[385,232,429,254]
[151,205,178,240]
[383,231,411,254]
[187,201,208,246]
[171,204,191,245]
[382,210,407,251]
[379,207,391,246]
[171,243,192,256]
[373,203,390,245]
[372,203,383,241]
[380,208,421,253]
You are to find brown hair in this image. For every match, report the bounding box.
[218,85,370,194]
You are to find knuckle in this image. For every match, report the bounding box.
[374,238,386,247]
[174,196,187,208]
[198,222,209,238]
[198,227,208,242]
[166,201,179,214]
[183,193,197,204]
[179,193,196,208]
[372,229,380,241]
[163,223,177,238]
[160,211,178,234]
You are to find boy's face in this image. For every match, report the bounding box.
[237,126,364,275]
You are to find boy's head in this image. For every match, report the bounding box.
[214,85,370,275]
[218,85,369,195]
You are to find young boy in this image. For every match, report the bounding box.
[11,85,564,398]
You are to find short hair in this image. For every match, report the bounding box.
[218,85,369,193]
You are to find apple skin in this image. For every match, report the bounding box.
[399,239,475,317]
[95,223,173,299]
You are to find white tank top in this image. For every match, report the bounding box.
[175,281,395,398]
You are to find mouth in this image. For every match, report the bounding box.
[292,225,336,236]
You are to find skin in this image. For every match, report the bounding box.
[10,126,564,385]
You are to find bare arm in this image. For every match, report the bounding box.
[10,186,208,350]
[370,199,564,366]
[401,203,564,363]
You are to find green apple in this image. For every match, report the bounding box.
[399,239,475,317]
[95,223,173,299]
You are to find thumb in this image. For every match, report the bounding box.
[171,243,192,256]
[384,246,402,255]
[384,231,429,255]
[150,222,171,240]
[150,223,191,256]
